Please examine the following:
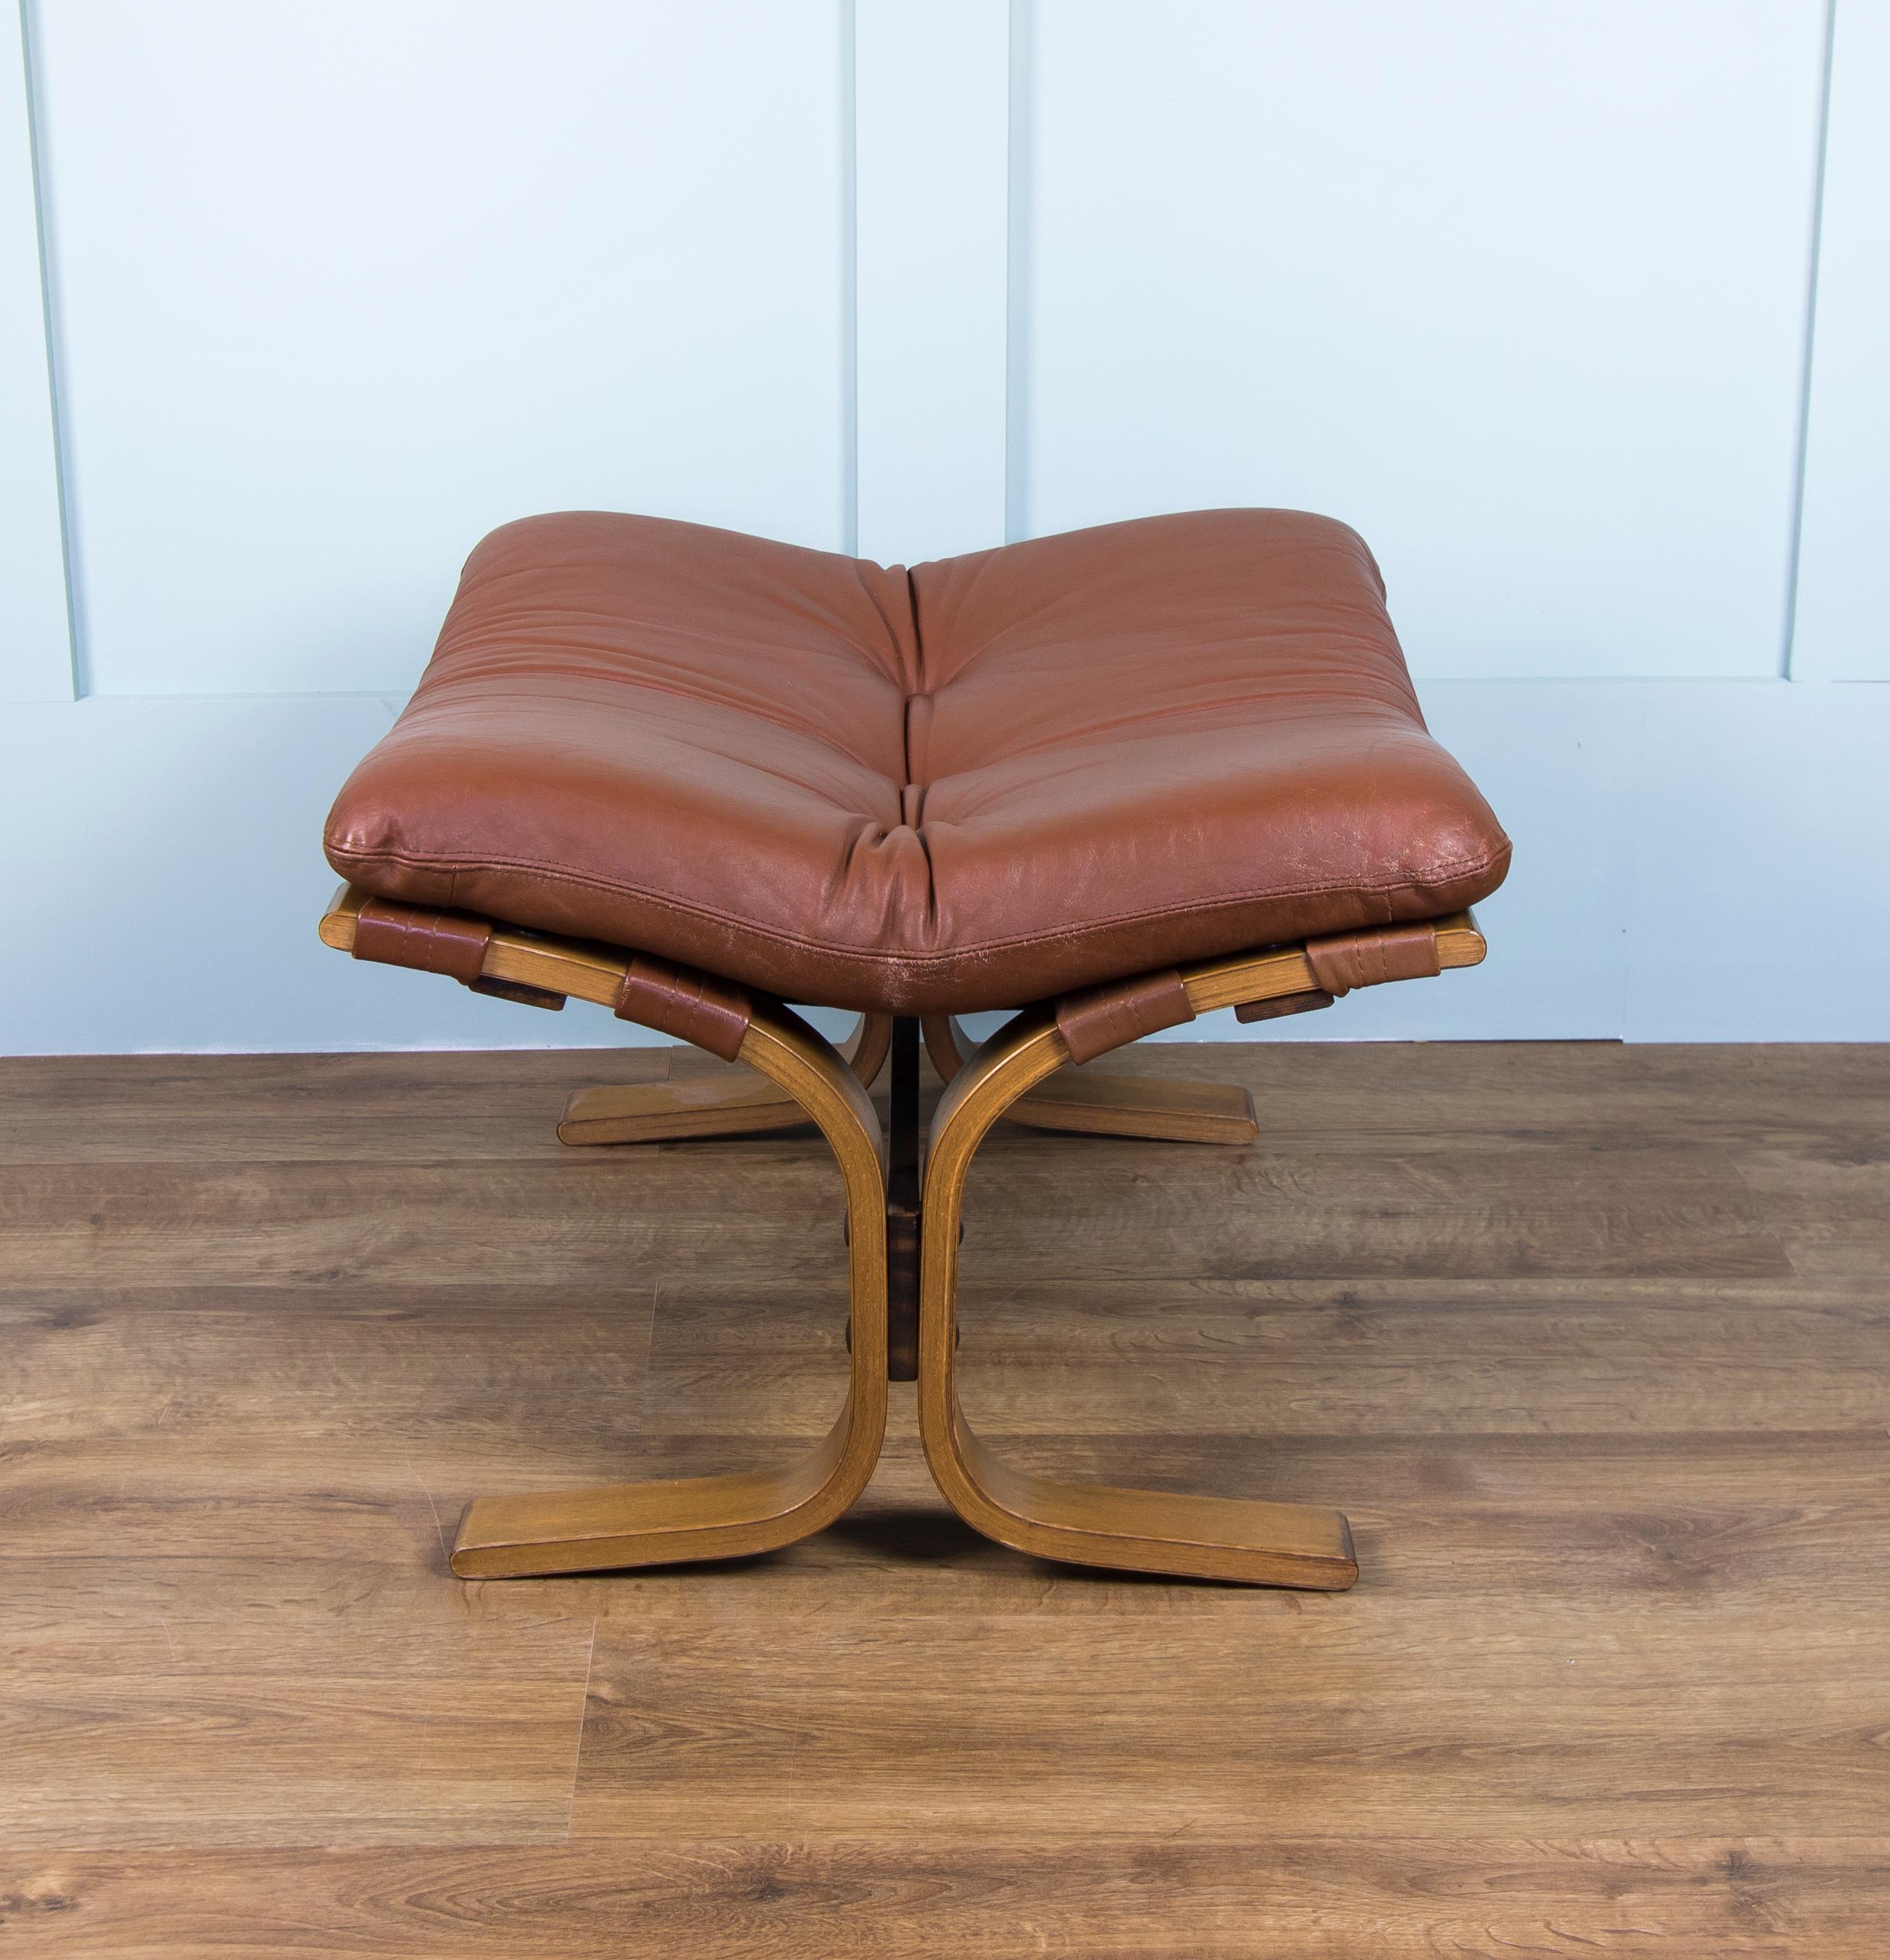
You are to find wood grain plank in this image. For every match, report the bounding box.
[640,1278,1890,1436]
[569,1587,1890,1838]
[1,1041,1886,1953]
[0,1159,849,1291]
[949,1137,1794,1281]
[1,1287,657,1444]
[9,1838,1889,1958]
[1,1612,596,1849]
[0,1049,669,1164]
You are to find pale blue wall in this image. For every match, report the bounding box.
[3,2,1884,1053]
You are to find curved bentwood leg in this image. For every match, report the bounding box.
[921,1014,1258,1147]
[917,1008,1358,1588]
[452,1003,888,1577]
[557,1011,893,1146]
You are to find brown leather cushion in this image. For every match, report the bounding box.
[324,508,1510,1014]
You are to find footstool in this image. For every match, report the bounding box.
[320,508,1510,1587]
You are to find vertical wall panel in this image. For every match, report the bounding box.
[1,692,678,1052]
[1014,0,1828,680]
[1790,0,1890,679]
[30,0,849,697]
[0,3,72,701]
[1259,682,1640,1043]
[852,0,1008,567]
[2,1,1886,1053]
[1625,680,1890,1038]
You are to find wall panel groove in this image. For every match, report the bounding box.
[1789,0,1890,679]
[1780,0,1840,680]
[1011,0,1828,682]
[1,0,74,702]
[30,1,853,700]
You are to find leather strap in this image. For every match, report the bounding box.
[351,898,491,984]
[1056,967,1194,1065]
[1304,922,1442,997]
[614,954,752,1062]
[1235,988,1335,1024]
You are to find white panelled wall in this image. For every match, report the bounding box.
[1,0,1884,1054]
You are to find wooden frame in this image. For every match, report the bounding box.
[919,1003,1351,1586]
[321,890,889,1578]
[321,887,1484,1585]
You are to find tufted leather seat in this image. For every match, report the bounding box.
[324,508,1509,1013]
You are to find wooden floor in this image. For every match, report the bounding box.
[4,1038,1889,1956]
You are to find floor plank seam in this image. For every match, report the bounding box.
[564,1616,597,1844]
[402,1448,451,1568]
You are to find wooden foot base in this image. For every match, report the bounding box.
[483,1004,1345,1587]
[559,1012,892,1146]
[560,1011,1259,1148]
[917,1006,1359,1590]
[451,1406,874,1577]
[322,885,1485,1586]
[558,1071,804,1145]
[453,994,890,1577]
[922,1014,1259,1146]
[1005,1070,1259,1146]
[933,1414,1356,1587]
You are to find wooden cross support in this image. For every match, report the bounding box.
[321,885,1487,1588]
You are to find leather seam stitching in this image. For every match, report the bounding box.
[328,841,1507,972]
